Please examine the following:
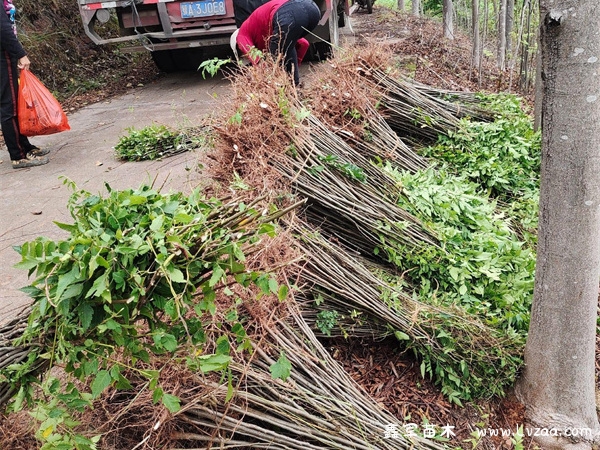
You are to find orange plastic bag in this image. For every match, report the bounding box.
[18,69,70,136]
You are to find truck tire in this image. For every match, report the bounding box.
[151,48,205,73]
[338,10,346,28]
[151,50,177,73]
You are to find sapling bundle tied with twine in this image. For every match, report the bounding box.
[294,227,524,402]
[2,183,304,415]
[211,47,531,403]
[302,46,495,147]
[165,301,446,450]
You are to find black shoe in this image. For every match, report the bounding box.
[12,154,50,169]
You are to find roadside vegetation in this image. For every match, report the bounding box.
[0,2,545,449]
[0,35,541,448]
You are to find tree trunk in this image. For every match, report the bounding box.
[471,0,480,71]
[505,0,514,57]
[517,1,600,448]
[397,0,405,11]
[411,0,420,17]
[443,0,454,40]
[497,0,507,69]
[533,46,542,131]
[518,0,535,91]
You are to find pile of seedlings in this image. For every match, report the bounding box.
[211,45,538,400]
[0,45,540,448]
[114,124,211,161]
[0,174,440,449]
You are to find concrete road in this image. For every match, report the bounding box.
[0,70,231,323]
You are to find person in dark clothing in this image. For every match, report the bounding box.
[232,0,321,85]
[1,0,50,169]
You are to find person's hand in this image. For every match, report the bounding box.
[17,56,30,71]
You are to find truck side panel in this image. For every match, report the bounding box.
[77,0,347,55]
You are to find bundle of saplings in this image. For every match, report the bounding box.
[0,182,304,448]
[210,45,540,404]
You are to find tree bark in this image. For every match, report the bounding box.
[411,0,420,17]
[517,1,600,448]
[471,0,480,71]
[516,0,533,91]
[505,0,514,57]
[533,46,542,131]
[497,0,507,69]
[443,0,454,40]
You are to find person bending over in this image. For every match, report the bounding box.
[232,0,321,85]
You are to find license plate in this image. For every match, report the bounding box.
[180,0,226,18]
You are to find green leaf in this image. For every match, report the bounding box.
[152,387,163,404]
[164,300,178,320]
[53,221,78,232]
[115,374,133,390]
[56,265,79,302]
[394,331,410,341]
[90,370,112,398]
[216,335,230,355]
[127,195,148,206]
[268,277,278,295]
[197,354,231,373]
[259,222,276,237]
[80,303,94,331]
[168,267,186,284]
[295,107,311,121]
[225,369,235,402]
[255,274,270,294]
[82,359,99,377]
[86,273,108,300]
[448,266,460,281]
[154,333,178,352]
[270,352,291,382]
[13,257,39,272]
[161,393,181,413]
[150,216,164,231]
[277,284,289,301]
[209,266,225,287]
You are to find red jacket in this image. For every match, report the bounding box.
[236,0,309,65]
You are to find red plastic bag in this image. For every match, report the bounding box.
[18,69,70,136]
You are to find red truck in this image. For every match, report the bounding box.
[77,0,347,72]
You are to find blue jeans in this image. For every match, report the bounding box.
[270,0,320,85]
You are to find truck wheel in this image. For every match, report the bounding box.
[315,42,333,60]
[151,50,177,73]
[336,0,346,27]
[151,48,205,73]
